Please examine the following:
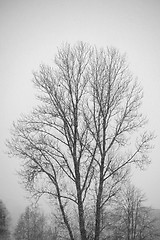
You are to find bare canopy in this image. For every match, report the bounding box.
[7,42,153,240]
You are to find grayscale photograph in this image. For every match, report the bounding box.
[0,0,160,239]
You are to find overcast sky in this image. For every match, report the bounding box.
[0,0,160,225]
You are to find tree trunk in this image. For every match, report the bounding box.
[56,184,75,240]
[76,168,87,240]
[94,165,104,240]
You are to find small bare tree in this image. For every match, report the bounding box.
[14,205,50,240]
[109,183,160,240]
[7,42,153,240]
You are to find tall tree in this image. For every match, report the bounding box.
[7,42,153,240]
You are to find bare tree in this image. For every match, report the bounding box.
[7,42,154,240]
[109,183,160,240]
[14,205,51,240]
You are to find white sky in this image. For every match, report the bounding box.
[0,0,160,225]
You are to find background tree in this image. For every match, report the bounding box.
[108,183,160,240]
[0,199,11,240]
[7,42,154,240]
[14,205,49,240]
